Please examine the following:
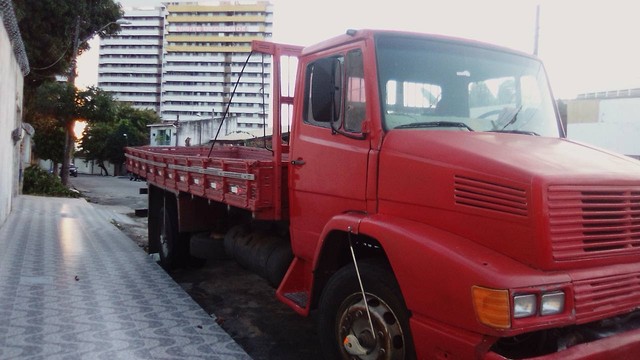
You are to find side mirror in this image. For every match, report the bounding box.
[311,57,342,123]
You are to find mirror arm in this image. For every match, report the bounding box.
[328,65,366,140]
[330,119,367,140]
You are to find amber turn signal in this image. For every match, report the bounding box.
[472,286,511,329]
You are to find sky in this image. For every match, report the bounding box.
[77,0,640,99]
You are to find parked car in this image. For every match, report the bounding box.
[68,164,78,177]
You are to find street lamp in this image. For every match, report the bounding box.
[68,18,131,84]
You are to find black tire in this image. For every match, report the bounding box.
[317,261,416,360]
[264,242,293,288]
[223,225,248,259]
[157,202,187,270]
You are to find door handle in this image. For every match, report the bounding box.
[291,159,306,166]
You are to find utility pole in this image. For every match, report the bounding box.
[69,17,81,85]
[60,18,129,184]
[533,4,540,56]
[61,17,82,185]
[174,114,180,147]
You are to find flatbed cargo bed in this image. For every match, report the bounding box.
[126,145,289,220]
[126,41,301,221]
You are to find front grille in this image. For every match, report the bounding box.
[574,272,640,323]
[548,185,640,261]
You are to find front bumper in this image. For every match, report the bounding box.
[484,326,640,360]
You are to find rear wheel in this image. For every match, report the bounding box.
[317,261,416,360]
[157,202,187,269]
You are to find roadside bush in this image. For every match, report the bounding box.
[22,165,79,198]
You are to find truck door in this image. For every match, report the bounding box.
[289,48,370,260]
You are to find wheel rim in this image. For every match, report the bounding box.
[337,293,406,360]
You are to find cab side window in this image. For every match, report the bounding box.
[303,49,366,133]
[344,50,365,133]
[303,56,344,128]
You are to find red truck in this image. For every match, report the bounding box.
[126,29,640,359]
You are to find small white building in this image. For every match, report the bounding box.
[149,116,242,146]
[566,89,640,159]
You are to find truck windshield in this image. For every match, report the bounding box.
[376,35,561,137]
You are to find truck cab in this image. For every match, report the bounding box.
[281,30,640,359]
[127,29,640,359]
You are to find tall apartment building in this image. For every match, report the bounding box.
[98,1,274,131]
[98,6,165,113]
[161,1,273,128]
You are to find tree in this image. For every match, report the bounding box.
[78,86,119,123]
[469,82,496,108]
[13,0,122,89]
[497,79,516,105]
[28,82,133,177]
[32,117,65,170]
[79,104,160,176]
[79,121,113,175]
[15,0,123,185]
[29,81,77,173]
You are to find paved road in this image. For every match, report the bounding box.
[69,174,147,209]
[68,175,149,249]
[68,174,320,360]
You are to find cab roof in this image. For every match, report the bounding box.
[300,29,537,60]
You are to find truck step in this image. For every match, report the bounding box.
[283,291,308,309]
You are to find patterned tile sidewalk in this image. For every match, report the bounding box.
[0,195,251,360]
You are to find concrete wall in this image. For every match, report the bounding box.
[39,159,117,177]
[149,117,239,146]
[0,0,29,227]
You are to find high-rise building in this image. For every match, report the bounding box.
[98,1,274,131]
[161,1,273,127]
[98,6,165,113]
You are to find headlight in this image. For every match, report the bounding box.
[541,291,565,316]
[514,291,565,318]
[513,294,537,318]
[473,287,568,330]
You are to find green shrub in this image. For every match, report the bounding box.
[22,165,79,198]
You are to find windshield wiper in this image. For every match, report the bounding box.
[395,121,474,131]
[490,129,540,136]
[498,105,523,131]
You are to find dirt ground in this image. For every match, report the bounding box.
[170,261,321,360]
[70,175,320,359]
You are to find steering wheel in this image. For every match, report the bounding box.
[477,109,503,119]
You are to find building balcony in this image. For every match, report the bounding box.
[99,67,161,75]
[101,38,162,46]
[99,48,162,56]
[97,76,160,84]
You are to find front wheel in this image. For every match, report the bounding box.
[317,261,416,360]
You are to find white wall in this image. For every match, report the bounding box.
[39,159,116,177]
[567,97,640,157]
[0,16,25,227]
[568,122,640,157]
[149,118,239,147]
